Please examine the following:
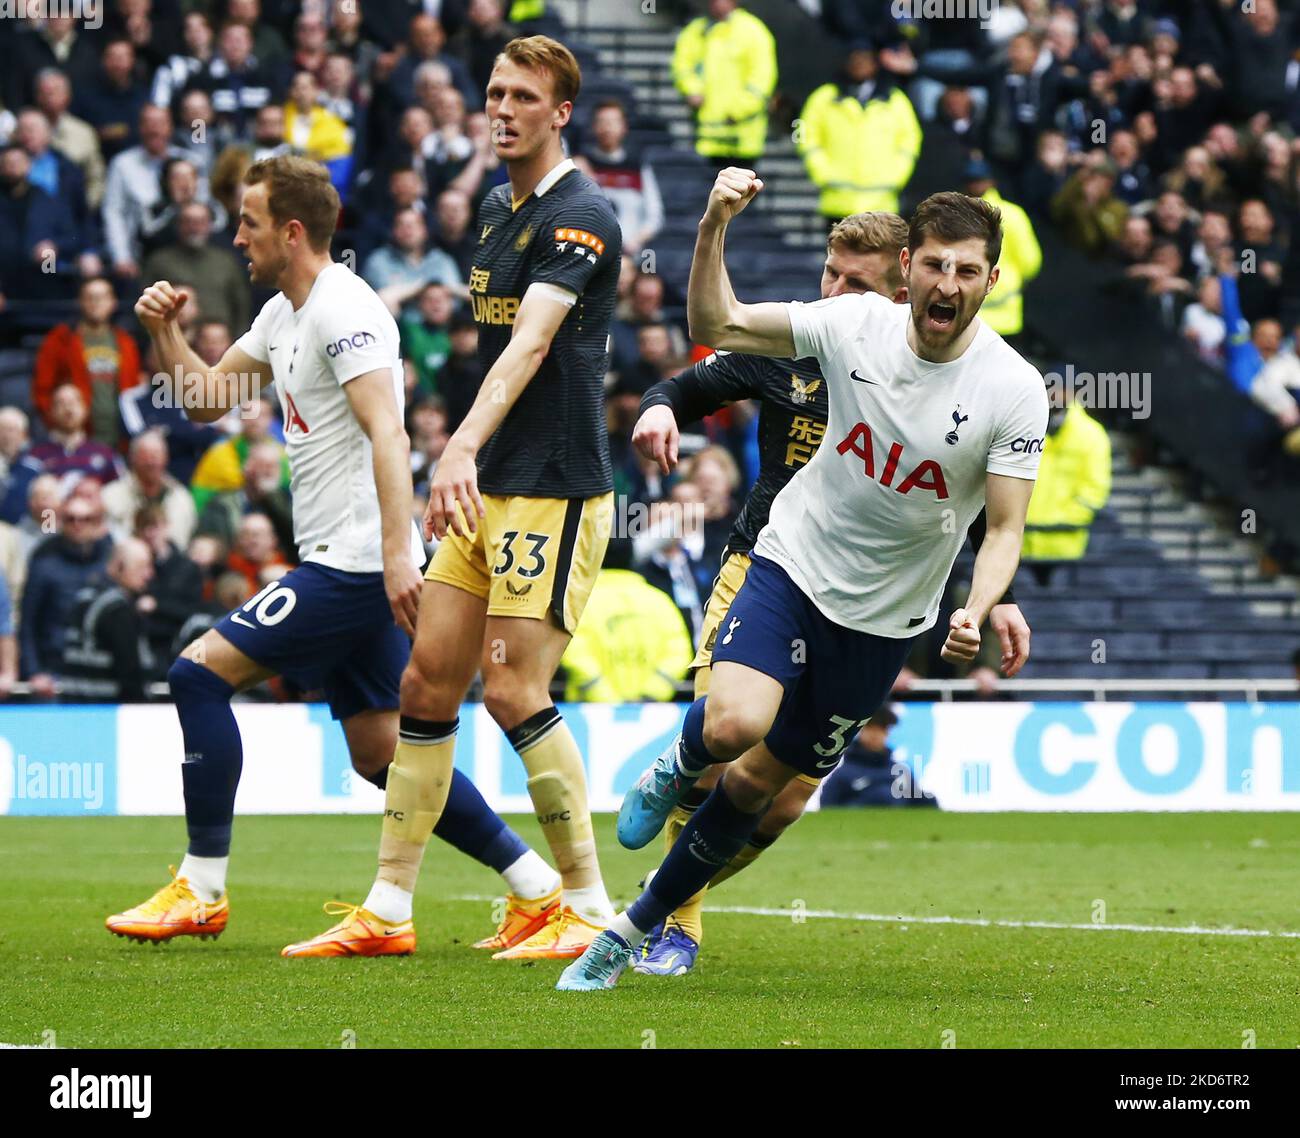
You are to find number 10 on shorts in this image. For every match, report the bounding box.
[230,579,299,628]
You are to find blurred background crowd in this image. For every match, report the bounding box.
[0,0,1298,707]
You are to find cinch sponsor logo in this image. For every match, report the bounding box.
[835,422,949,499]
[326,331,376,357]
[472,294,520,325]
[1011,436,1044,453]
[554,227,605,255]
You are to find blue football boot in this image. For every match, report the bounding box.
[556,930,635,991]
[617,737,699,849]
[632,923,699,977]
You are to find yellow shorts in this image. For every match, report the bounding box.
[690,550,819,789]
[424,492,613,634]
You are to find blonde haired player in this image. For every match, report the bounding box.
[286,36,623,960]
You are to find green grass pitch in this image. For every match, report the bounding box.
[1,811,1296,1048]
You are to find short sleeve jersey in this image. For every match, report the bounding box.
[468,159,622,497]
[236,262,423,572]
[643,351,828,554]
[754,292,1048,637]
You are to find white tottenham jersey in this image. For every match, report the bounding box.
[753,291,1048,638]
[236,263,422,573]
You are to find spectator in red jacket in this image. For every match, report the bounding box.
[33,276,142,446]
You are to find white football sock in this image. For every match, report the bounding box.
[364,879,413,924]
[608,911,649,947]
[501,850,560,901]
[178,854,227,903]
[675,736,710,777]
[564,882,615,924]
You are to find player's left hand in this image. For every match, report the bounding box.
[989,602,1031,677]
[425,441,485,541]
[940,607,981,665]
[384,554,422,637]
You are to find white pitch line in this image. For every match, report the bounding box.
[452,894,1300,940]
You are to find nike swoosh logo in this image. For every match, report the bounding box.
[850,369,877,385]
[815,757,840,770]
[268,344,278,351]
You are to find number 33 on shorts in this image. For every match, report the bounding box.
[813,714,870,764]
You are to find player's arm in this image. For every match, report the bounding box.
[687,167,797,357]
[345,369,421,636]
[964,507,1031,676]
[634,354,761,474]
[135,281,270,424]
[942,474,1035,666]
[427,284,574,540]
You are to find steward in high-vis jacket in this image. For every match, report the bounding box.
[672,1,777,163]
[797,41,921,222]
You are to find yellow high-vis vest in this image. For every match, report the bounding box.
[797,82,921,218]
[672,9,777,160]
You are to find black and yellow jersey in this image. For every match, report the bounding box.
[641,350,828,555]
[640,350,1013,603]
[469,158,622,498]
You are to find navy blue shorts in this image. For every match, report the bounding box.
[214,562,409,721]
[710,554,914,777]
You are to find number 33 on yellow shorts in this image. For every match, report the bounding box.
[425,492,613,633]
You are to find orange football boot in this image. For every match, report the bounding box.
[281,902,415,958]
[106,869,228,943]
[491,905,605,960]
[472,887,562,951]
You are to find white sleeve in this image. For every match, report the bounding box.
[785,292,871,363]
[234,299,274,363]
[318,304,397,386]
[1251,354,1300,418]
[102,158,132,266]
[987,372,1049,479]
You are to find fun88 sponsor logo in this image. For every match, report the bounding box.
[326,331,377,357]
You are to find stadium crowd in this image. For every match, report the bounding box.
[0,0,1296,703]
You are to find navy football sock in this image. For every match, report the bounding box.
[678,697,715,774]
[170,659,243,858]
[433,768,529,872]
[626,777,767,932]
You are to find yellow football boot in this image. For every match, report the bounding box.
[281,901,415,958]
[106,869,228,943]
[491,904,605,960]
[472,887,562,951]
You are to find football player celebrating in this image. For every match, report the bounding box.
[286,36,622,960]
[628,213,1032,976]
[559,176,1047,989]
[107,155,561,948]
